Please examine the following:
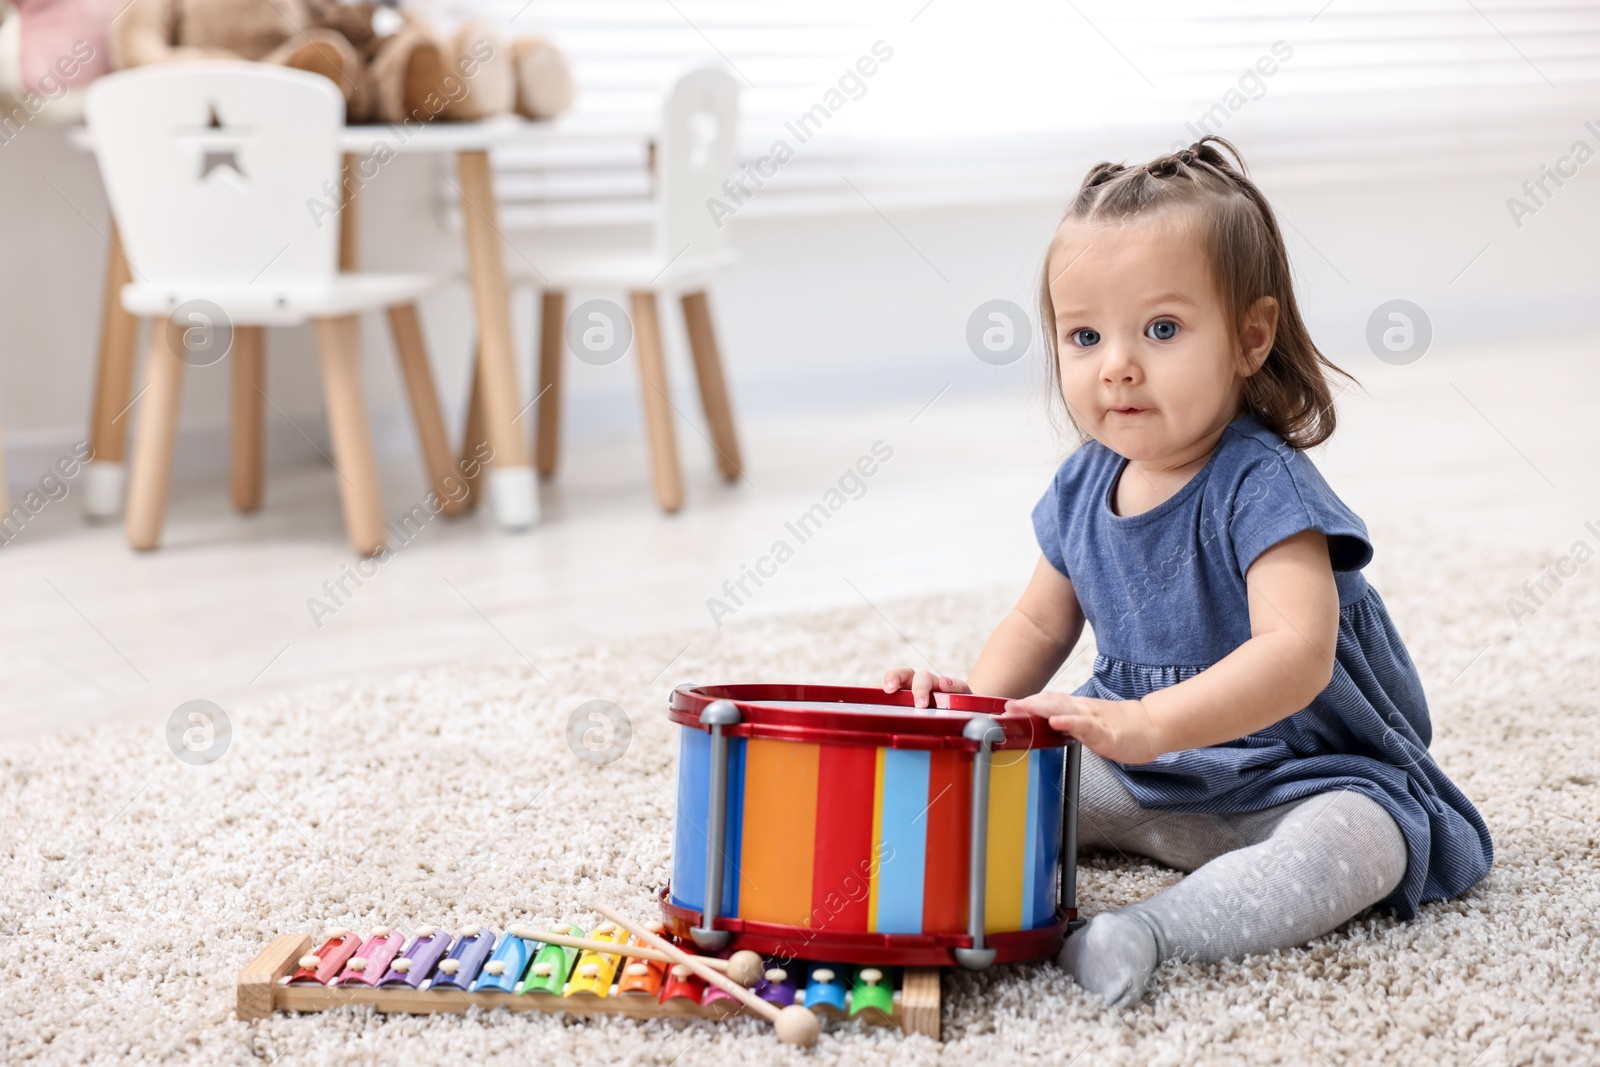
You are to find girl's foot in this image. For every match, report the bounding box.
[1058,911,1158,1009]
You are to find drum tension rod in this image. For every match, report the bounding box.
[1062,740,1086,932]
[691,699,741,951]
[954,715,1006,971]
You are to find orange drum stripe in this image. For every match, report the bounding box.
[984,750,1030,933]
[811,743,877,933]
[738,738,820,926]
[920,747,971,934]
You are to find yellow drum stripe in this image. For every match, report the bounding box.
[984,752,1030,933]
[868,746,886,932]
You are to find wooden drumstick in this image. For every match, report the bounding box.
[591,903,819,1047]
[510,926,736,978]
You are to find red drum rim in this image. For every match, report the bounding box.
[659,887,1072,967]
[668,683,1072,751]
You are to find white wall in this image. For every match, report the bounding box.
[3,118,1599,493]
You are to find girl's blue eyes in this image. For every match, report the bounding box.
[1065,321,1181,347]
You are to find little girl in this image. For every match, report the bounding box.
[884,136,1492,1008]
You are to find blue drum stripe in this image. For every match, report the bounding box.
[1022,749,1040,927]
[874,748,930,934]
[668,727,747,920]
[1033,746,1066,927]
[670,726,710,912]
[721,737,746,918]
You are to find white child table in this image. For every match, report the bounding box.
[70,113,653,529]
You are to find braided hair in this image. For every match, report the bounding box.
[1040,135,1357,450]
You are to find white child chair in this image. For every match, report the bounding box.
[505,66,743,512]
[85,62,458,554]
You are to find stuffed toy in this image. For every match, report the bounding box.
[108,0,573,124]
[401,0,572,119]
[0,0,115,115]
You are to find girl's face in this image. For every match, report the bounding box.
[1046,209,1277,465]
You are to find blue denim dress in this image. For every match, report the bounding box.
[1032,412,1492,920]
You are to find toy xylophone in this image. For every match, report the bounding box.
[236,915,942,1041]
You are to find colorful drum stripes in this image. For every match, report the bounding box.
[671,728,1063,936]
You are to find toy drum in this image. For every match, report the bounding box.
[661,684,1083,968]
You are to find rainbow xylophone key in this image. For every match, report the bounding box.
[849,965,896,1018]
[518,924,584,994]
[802,964,847,1014]
[284,930,362,986]
[378,927,452,989]
[659,962,706,1003]
[428,926,497,991]
[332,928,406,988]
[755,962,799,1008]
[615,925,669,996]
[565,922,625,997]
[472,928,540,993]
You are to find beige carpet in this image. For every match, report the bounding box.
[2,516,1596,1065]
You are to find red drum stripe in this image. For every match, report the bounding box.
[921,747,971,934]
[810,743,877,933]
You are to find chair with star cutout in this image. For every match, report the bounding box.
[500,66,744,512]
[84,62,458,554]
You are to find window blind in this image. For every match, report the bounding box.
[438,0,1600,227]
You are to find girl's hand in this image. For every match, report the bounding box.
[1006,691,1165,764]
[883,667,971,709]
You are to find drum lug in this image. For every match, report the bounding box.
[688,927,732,951]
[959,715,1007,970]
[953,946,996,970]
[1060,741,1082,918]
[692,699,742,951]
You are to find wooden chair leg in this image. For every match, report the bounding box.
[459,340,487,509]
[387,303,467,517]
[630,290,683,513]
[230,326,266,513]
[312,315,387,555]
[124,318,186,551]
[535,290,564,479]
[86,222,141,519]
[456,149,536,529]
[680,290,742,481]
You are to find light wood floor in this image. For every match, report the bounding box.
[3,337,1594,740]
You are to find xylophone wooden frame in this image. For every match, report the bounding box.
[236,933,945,1040]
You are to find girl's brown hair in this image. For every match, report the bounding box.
[1039,135,1356,450]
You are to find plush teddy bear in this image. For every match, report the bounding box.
[109,0,573,124]
[402,0,573,119]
